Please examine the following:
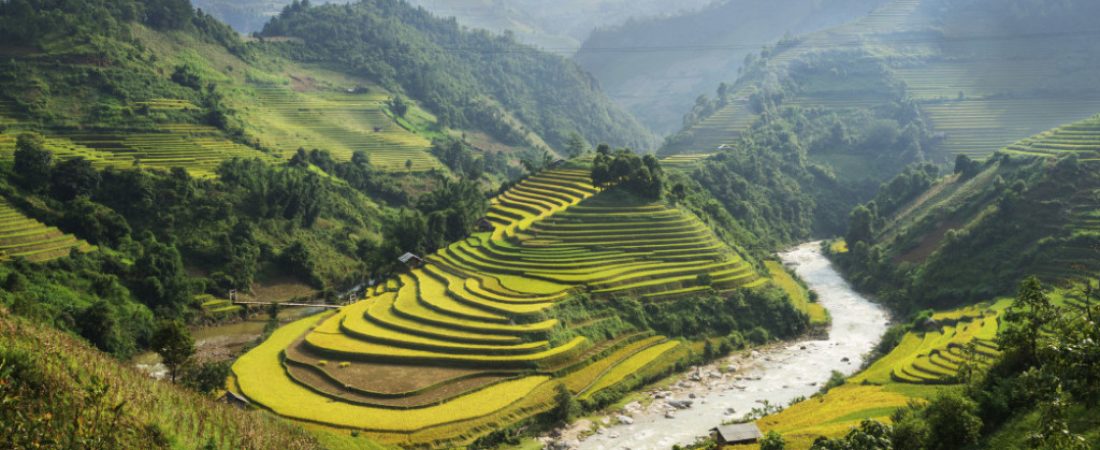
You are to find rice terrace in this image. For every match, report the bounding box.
[2,0,1100,450]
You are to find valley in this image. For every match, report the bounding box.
[1,1,1099,450]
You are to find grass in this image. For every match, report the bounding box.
[0,311,323,450]
[766,260,829,325]
[579,340,681,400]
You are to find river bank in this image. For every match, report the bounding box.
[548,242,891,450]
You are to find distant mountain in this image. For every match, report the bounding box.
[191,0,713,51]
[575,0,888,133]
[663,0,1100,159]
[403,0,713,53]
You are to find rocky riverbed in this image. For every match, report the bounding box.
[547,242,891,450]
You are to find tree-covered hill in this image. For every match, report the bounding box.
[835,116,1100,310]
[574,0,887,133]
[663,0,1100,161]
[260,0,657,152]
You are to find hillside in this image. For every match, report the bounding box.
[838,116,1100,307]
[230,164,814,447]
[574,0,887,133]
[258,0,657,152]
[0,309,323,450]
[662,0,1100,163]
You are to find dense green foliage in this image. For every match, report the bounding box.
[591,146,664,200]
[837,155,1098,310]
[260,0,655,152]
[684,101,928,249]
[802,277,1100,450]
[629,286,808,341]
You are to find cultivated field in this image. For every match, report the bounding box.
[730,299,1009,449]
[0,199,93,262]
[231,166,770,446]
[240,86,440,172]
[0,123,276,178]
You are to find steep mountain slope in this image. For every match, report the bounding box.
[663,0,1100,162]
[230,164,812,447]
[259,0,657,152]
[0,309,323,450]
[574,0,887,133]
[839,115,1100,307]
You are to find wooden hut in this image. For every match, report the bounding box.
[712,422,762,446]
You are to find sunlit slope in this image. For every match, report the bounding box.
[0,199,94,262]
[240,86,441,171]
[0,123,275,178]
[1000,114,1100,161]
[871,117,1100,291]
[231,167,764,446]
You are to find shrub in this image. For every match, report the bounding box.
[760,430,786,450]
[818,370,846,395]
[182,361,230,394]
[747,327,771,345]
[924,391,982,450]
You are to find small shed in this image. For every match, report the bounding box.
[712,422,762,446]
[219,391,251,409]
[398,252,424,268]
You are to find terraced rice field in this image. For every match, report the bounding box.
[924,99,1100,158]
[660,153,714,169]
[1000,114,1100,159]
[242,86,439,171]
[663,97,756,155]
[232,166,767,446]
[851,300,1007,386]
[6,124,275,177]
[0,199,93,262]
[731,300,1007,449]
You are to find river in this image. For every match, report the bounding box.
[569,242,891,450]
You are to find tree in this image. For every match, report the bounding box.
[810,420,893,450]
[60,198,131,247]
[565,132,587,158]
[183,361,231,394]
[760,431,786,450]
[151,319,194,383]
[998,276,1058,366]
[77,300,120,354]
[551,383,578,424]
[954,154,981,179]
[50,157,101,201]
[132,239,192,316]
[144,0,194,30]
[923,392,981,450]
[389,95,409,118]
[846,204,876,246]
[13,132,51,193]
